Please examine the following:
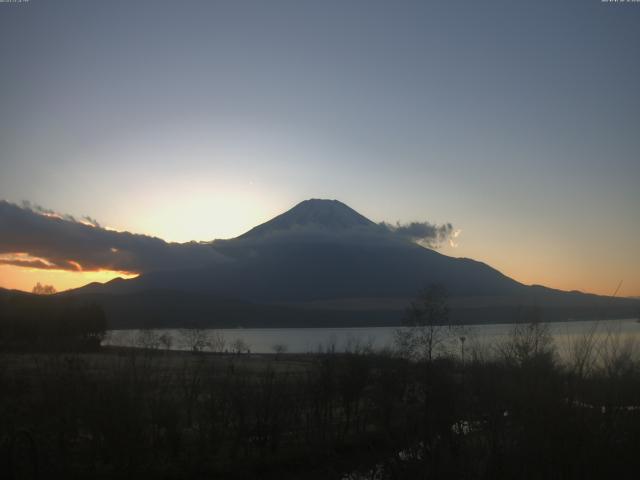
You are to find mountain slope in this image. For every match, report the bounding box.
[66,199,640,327]
[238,198,374,239]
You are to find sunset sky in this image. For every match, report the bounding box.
[1,0,639,297]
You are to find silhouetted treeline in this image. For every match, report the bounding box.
[0,293,106,351]
[1,339,639,479]
[66,289,640,329]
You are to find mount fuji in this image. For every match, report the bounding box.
[67,199,639,328]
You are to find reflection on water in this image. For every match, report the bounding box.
[103,318,640,360]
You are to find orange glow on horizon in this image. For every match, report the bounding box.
[0,264,138,293]
[0,260,636,298]
[439,243,640,299]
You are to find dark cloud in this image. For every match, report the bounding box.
[0,200,457,276]
[0,201,229,273]
[0,256,80,271]
[215,225,397,250]
[215,220,457,251]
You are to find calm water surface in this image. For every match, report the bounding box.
[104,318,640,359]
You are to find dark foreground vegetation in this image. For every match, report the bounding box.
[0,292,106,351]
[2,330,640,479]
[2,289,640,479]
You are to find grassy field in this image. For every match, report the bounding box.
[2,333,640,479]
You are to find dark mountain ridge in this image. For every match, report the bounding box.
[63,199,639,327]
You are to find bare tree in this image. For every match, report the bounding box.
[565,321,599,380]
[32,282,56,295]
[498,307,555,366]
[209,331,226,353]
[231,338,249,354]
[180,328,211,353]
[158,332,173,350]
[394,284,453,361]
[599,323,639,380]
[272,343,288,359]
[135,330,161,350]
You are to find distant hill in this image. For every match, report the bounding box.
[0,287,31,298]
[66,199,640,328]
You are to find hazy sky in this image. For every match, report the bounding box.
[1,0,639,296]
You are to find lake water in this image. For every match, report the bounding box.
[104,318,640,360]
